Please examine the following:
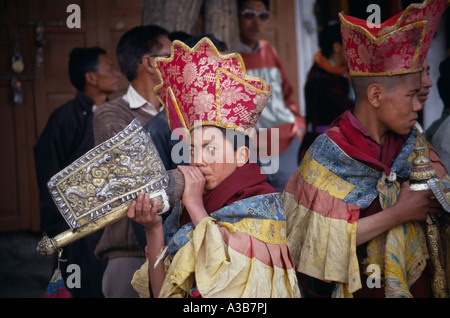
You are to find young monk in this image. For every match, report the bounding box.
[127,38,300,298]
[283,0,450,298]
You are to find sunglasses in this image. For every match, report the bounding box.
[240,8,271,22]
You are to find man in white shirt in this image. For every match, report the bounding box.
[123,84,159,117]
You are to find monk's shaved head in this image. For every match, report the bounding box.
[351,73,420,103]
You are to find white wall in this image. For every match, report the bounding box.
[424,15,447,129]
[294,0,318,117]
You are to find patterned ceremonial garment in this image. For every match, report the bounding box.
[157,193,300,298]
[283,122,449,297]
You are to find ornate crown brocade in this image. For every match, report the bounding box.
[47,118,170,230]
[339,0,449,77]
[154,37,272,139]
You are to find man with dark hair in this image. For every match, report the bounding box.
[93,24,171,298]
[34,46,120,298]
[168,30,192,42]
[318,20,343,59]
[301,20,354,160]
[237,0,306,193]
[68,47,118,95]
[94,25,170,145]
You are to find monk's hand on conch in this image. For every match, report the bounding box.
[177,165,208,226]
[177,165,205,209]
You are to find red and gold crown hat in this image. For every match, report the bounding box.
[340,0,449,77]
[154,37,272,139]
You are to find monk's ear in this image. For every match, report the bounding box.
[236,146,250,167]
[367,83,382,109]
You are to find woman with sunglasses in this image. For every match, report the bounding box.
[237,0,307,194]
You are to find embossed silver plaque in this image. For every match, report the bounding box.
[47,118,170,230]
